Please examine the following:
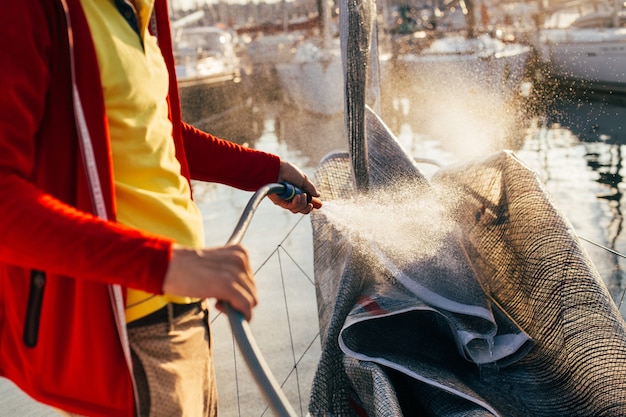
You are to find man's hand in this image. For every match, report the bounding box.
[269,161,322,214]
[163,244,258,321]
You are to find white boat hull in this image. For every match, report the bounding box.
[275,42,344,117]
[394,37,532,98]
[537,28,626,93]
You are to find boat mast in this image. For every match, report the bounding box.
[319,0,332,49]
[463,0,476,37]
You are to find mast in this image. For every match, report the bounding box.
[463,0,476,38]
[320,0,332,49]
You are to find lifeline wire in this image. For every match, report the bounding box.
[578,234,626,309]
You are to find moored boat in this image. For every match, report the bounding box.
[173,25,242,88]
[386,1,533,100]
[535,2,626,94]
[393,32,532,98]
[172,25,253,133]
[274,37,343,117]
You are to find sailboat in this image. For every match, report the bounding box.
[535,0,626,93]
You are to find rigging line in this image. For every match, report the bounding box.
[279,245,315,286]
[210,310,221,325]
[250,215,307,275]
[578,235,626,309]
[278,333,321,389]
[261,333,322,417]
[208,205,315,415]
[278,214,306,246]
[254,246,281,275]
[578,235,626,259]
[277,249,305,416]
[210,216,309,325]
[209,244,283,325]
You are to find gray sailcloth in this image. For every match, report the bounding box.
[308,108,626,416]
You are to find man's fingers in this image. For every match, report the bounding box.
[164,244,258,320]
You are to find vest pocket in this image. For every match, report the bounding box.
[23,270,46,348]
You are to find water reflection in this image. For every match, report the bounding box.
[544,93,626,144]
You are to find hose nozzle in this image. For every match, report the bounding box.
[276,183,322,209]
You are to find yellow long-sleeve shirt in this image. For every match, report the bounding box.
[80,0,203,322]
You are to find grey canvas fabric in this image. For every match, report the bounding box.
[308,109,626,416]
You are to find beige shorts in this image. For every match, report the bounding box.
[127,301,218,417]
